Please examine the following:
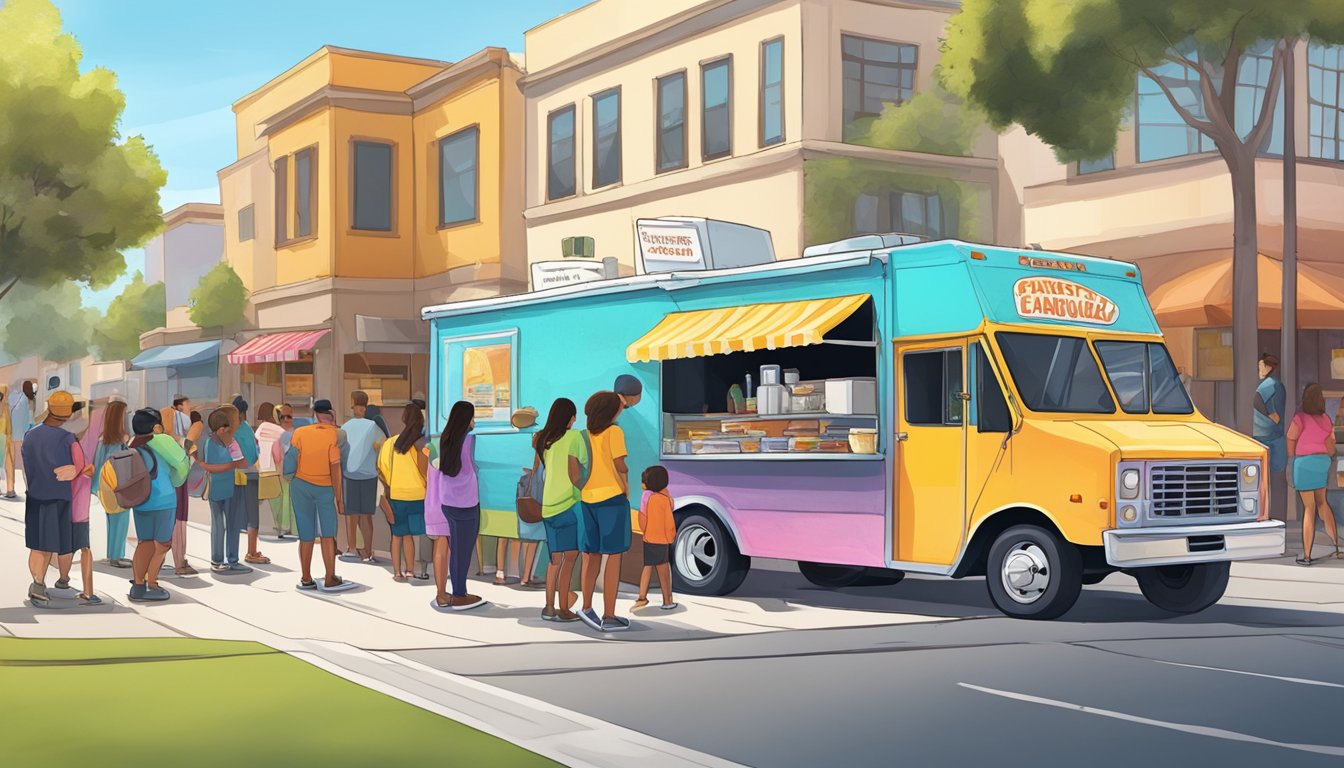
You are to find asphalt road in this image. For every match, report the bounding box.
[402,566,1344,768]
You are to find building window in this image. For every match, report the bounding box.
[656,71,688,173]
[294,146,316,238]
[842,34,917,130]
[547,105,576,201]
[1077,154,1115,174]
[701,57,732,161]
[592,88,622,188]
[853,191,943,239]
[352,141,393,232]
[273,157,288,245]
[238,204,255,242]
[1137,58,1216,162]
[1236,39,1284,156]
[1309,41,1344,161]
[1195,329,1234,381]
[760,38,784,147]
[439,126,479,226]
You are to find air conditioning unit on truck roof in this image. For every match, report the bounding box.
[801,232,926,258]
[635,217,776,274]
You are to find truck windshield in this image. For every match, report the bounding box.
[1094,341,1194,415]
[996,332,1115,414]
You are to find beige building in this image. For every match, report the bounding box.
[1023,38,1344,424]
[521,0,1061,279]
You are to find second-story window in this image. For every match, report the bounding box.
[352,141,393,232]
[760,38,784,146]
[238,204,255,242]
[439,126,480,226]
[592,88,622,189]
[1309,41,1344,161]
[657,71,687,173]
[842,35,917,131]
[547,105,576,201]
[702,57,732,160]
[273,156,288,245]
[294,146,316,238]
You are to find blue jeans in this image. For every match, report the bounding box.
[106,512,131,560]
[443,504,480,597]
[209,498,243,565]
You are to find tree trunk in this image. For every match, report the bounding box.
[1281,40,1298,422]
[1228,152,1260,436]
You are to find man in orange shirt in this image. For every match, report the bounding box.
[288,400,351,592]
[633,465,677,611]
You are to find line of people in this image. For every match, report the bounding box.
[20,378,679,631]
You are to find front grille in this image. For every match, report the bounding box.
[1150,463,1240,517]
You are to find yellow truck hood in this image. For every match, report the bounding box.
[1072,420,1266,459]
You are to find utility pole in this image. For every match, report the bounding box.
[1281,39,1298,425]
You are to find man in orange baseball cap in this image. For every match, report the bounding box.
[22,392,87,605]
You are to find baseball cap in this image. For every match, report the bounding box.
[47,391,75,420]
[313,399,334,414]
[613,374,642,398]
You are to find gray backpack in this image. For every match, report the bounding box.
[110,446,158,509]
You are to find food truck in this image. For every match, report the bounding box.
[423,219,1285,620]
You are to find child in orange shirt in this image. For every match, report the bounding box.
[634,465,677,611]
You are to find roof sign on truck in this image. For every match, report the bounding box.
[1014,277,1119,326]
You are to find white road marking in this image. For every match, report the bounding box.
[1146,659,1344,689]
[958,683,1344,758]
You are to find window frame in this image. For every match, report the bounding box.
[291,144,318,243]
[439,329,520,433]
[903,346,964,427]
[1135,57,1217,163]
[546,104,577,202]
[994,331,1117,415]
[840,33,919,129]
[655,69,689,174]
[700,55,734,162]
[1308,41,1344,161]
[590,86,623,190]
[273,156,288,246]
[438,124,481,229]
[759,37,785,147]
[972,342,1013,434]
[349,138,397,235]
[238,204,255,242]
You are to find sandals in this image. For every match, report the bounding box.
[175,564,199,576]
[244,554,271,565]
[393,574,408,583]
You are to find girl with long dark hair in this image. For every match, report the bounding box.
[378,403,429,582]
[425,401,487,610]
[536,397,586,623]
[578,391,631,631]
[94,400,131,567]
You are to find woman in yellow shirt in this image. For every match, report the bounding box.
[378,404,428,581]
[578,391,631,632]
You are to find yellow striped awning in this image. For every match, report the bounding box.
[626,294,871,363]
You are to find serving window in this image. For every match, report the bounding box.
[440,330,518,428]
[632,294,883,460]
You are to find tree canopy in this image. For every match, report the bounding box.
[0,281,100,363]
[0,0,167,301]
[93,272,166,362]
[189,263,248,329]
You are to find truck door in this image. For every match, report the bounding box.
[894,340,968,566]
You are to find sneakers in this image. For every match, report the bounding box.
[659,602,679,611]
[210,563,229,573]
[542,608,580,622]
[599,616,630,632]
[112,558,133,569]
[578,608,602,630]
[127,583,168,602]
[225,563,253,574]
[28,582,49,604]
[450,595,487,611]
[78,593,104,606]
[54,578,71,591]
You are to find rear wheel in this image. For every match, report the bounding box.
[985,525,1083,620]
[1134,562,1230,614]
[672,512,750,596]
[798,561,866,588]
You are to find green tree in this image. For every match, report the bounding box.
[0,281,100,363]
[849,86,986,157]
[189,263,248,330]
[0,0,166,303]
[941,0,1344,433]
[92,272,166,361]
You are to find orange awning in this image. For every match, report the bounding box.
[1149,254,1344,329]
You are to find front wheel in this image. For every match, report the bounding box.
[1133,562,1230,614]
[985,525,1083,620]
[672,512,750,596]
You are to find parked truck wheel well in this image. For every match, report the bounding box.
[951,508,1066,579]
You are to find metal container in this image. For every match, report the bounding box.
[759,364,782,386]
[757,383,788,415]
[783,368,800,385]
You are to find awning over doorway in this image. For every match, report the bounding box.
[626,294,870,363]
[228,329,330,365]
[1149,254,1344,329]
[130,340,221,370]
[355,315,425,354]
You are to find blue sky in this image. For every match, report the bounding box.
[55,0,587,310]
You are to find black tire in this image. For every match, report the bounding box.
[671,512,750,596]
[1081,570,1115,585]
[1134,562,1230,614]
[798,561,866,588]
[985,525,1083,620]
[855,568,907,587]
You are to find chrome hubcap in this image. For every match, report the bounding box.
[1001,543,1051,604]
[675,524,717,583]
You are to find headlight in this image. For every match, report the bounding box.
[1121,505,1138,523]
[1243,463,1259,486]
[1120,469,1140,499]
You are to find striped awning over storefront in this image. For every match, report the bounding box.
[227,329,330,365]
[626,294,870,363]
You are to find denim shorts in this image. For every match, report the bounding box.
[389,499,426,537]
[133,507,175,544]
[580,495,632,555]
[543,505,580,553]
[292,479,338,542]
